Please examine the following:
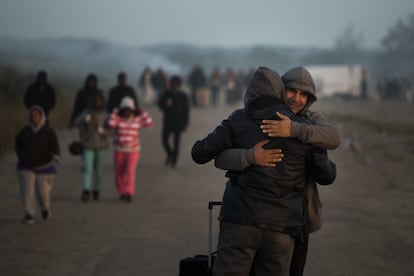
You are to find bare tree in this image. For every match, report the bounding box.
[335,24,364,52]
[382,13,414,52]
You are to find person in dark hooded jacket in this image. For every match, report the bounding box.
[24,71,56,117]
[70,74,104,128]
[191,67,336,276]
[15,106,60,224]
[158,75,190,168]
[107,72,140,114]
[214,66,339,276]
[187,64,207,106]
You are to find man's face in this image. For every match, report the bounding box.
[284,89,309,114]
[30,109,42,127]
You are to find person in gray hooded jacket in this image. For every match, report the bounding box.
[214,66,339,276]
[191,67,336,276]
[74,94,109,201]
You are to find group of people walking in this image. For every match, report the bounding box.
[138,65,251,108]
[69,72,151,203]
[15,69,191,225]
[72,71,161,205]
[186,65,251,107]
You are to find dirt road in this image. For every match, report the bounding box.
[1,101,413,276]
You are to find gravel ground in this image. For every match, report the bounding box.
[1,101,413,276]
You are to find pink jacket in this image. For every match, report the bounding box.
[108,111,154,152]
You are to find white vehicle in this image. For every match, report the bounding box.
[305,65,368,99]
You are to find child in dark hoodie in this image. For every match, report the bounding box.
[191,67,336,276]
[15,106,60,224]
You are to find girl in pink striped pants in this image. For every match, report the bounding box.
[107,96,153,202]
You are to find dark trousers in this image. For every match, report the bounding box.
[213,221,295,276]
[289,233,309,276]
[249,232,309,276]
[162,128,181,166]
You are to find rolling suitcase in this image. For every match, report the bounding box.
[178,201,222,276]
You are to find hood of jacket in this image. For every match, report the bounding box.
[28,105,46,133]
[244,66,286,118]
[84,74,98,89]
[281,67,317,114]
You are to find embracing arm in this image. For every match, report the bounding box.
[215,140,284,171]
[261,111,340,150]
[308,149,336,185]
[215,148,253,171]
[216,110,338,171]
[291,111,340,150]
[191,117,233,164]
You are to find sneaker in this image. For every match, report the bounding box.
[92,190,100,201]
[81,190,90,202]
[119,194,132,202]
[124,195,132,203]
[41,210,50,220]
[22,214,35,225]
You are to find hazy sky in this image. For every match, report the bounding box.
[1,0,413,49]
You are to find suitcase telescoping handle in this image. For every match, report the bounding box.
[208,201,222,269]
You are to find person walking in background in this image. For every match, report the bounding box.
[138,66,157,106]
[187,64,207,107]
[73,94,109,202]
[107,96,153,202]
[15,106,60,224]
[225,67,241,105]
[24,70,56,118]
[70,74,104,128]
[209,67,222,107]
[158,76,190,168]
[152,68,168,103]
[237,69,249,96]
[107,72,140,114]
